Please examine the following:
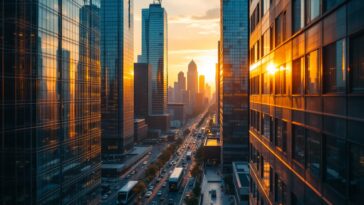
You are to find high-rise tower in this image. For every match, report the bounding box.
[101,0,134,154]
[220,0,250,172]
[0,1,101,204]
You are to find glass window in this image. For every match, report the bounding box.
[349,143,364,203]
[275,174,287,205]
[275,118,287,152]
[293,0,305,33]
[275,12,286,46]
[262,29,270,56]
[262,72,271,94]
[263,159,271,191]
[323,39,346,93]
[275,67,286,94]
[293,125,305,165]
[263,114,272,140]
[292,57,304,94]
[306,0,320,24]
[323,0,344,12]
[325,136,346,193]
[306,50,320,94]
[307,129,321,178]
[350,33,364,92]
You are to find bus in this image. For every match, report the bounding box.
[168,167,184,192]
[186,151,192,160]
[117,180,138,205]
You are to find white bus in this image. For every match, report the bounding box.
[117,180,138,205]
[168,167,184,192]
[186,151,192,160]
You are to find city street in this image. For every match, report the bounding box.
[101,110,210,205]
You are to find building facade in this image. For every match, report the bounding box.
[249,0,364,204]
[100,0,134,155]
[134,63,152,119]
[0,0,101,204]
[220,0,250,172]
[199,75,206,95]
[139,2,168,115]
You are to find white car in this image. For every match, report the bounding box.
[145,191,152,198]
[157,191,163,196]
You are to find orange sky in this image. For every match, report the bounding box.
[134,0,219,91]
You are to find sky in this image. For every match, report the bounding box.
[134,0,220,91]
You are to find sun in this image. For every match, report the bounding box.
[194,54,217,88]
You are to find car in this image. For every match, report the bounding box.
[148,185,154,191]
[162,182,167,187]
[160,197,166,201]
[102,194,108,200]
[157,191,162,196]
[126,174,131,179]
[156,178,160,183]
[131,170,136,175]
[145,191,152,198]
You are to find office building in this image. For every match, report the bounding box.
[249,0,364,204]
[101,0,134,154]
[134,63,152,119]
[178,71,187,91]
[168,103,185,128]
[187,60,199,114]
[134,119,148,142]
[139,2,168,115]
[220,0,250,172]
[0,1,101,204]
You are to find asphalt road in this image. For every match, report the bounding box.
[101,110,210,205]
[143,111,210,205]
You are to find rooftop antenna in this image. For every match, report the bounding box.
[153,0,162,4]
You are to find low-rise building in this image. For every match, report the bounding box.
[232,162,249,205]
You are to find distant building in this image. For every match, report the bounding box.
[199,75,205,95]
[101,0,134,154]
[220,0,249,173]
[168,86,174,103]
[0,1,101,204]
[134,119,148,142]
[232,162,249,205]
[168,103,185,128]
[178,71,186,91]
[187,60,198,114]
[249,0,364,204]
[134,63,152,119]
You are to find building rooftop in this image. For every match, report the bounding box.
[205,138,220,147]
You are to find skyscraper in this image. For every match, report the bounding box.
[100,0,134,154]
[188,60,198,114]
[178,71,186,91]
[249,0,364,204]
[0,1,101,204]
[199,75,206,95]
[139,2,168,115]
[220,0,249,172]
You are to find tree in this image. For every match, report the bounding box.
[133,181,146,195]
[190,164,201,178]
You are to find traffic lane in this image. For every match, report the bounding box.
[146,127,196,203]
[102,143,168,204]
[144,112,208,204]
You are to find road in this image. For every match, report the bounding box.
[101,109,210,205]
[143,111,209,205]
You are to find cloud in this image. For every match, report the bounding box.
[192,8,219,20]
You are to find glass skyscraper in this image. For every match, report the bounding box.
[220,0,250,173]
[100,0,134,155]
[249,0,364,204]
[139,2,168,115]
[0,0,101,204]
